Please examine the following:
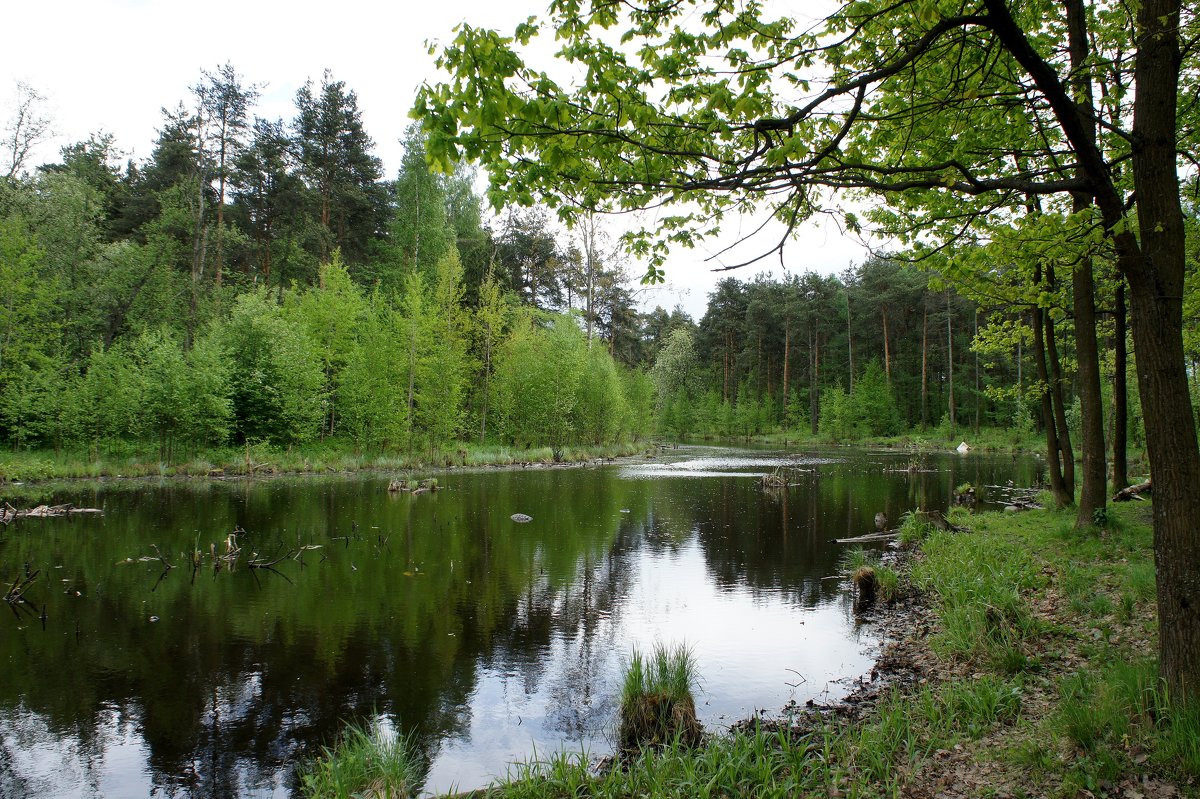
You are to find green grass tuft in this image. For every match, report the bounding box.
[299,720,421,799]
[619,643,703,752]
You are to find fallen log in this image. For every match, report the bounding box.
[1113,480,1151,502]
[2,503,103,521]
[835,530,901,544]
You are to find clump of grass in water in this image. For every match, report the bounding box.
[839,547,900,604]
[300,720,421,799]
[619,643,703,754]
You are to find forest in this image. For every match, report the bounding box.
[0,65,1189,476]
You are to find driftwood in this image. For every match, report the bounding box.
[388,478,440,494]
[835,530,900,544]
[1,502,103,523]
[1113,480,1152,502]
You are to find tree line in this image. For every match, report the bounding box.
[0,67,678,458]
[0,65,1169,472]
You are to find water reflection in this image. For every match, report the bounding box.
[0,447,1041,796]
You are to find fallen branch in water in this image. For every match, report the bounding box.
[1,503,103,523]
[4,569,38,604]
[249,549,297,569]
[835,531,901,544]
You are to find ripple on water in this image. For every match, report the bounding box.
[622,454,841,479]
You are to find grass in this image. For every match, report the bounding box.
[911,521,1044,671]
[752,424,1045,454]
[897,510,936,547]
[839,547,901,603]
[618,643,703,753]
[299,720,421,799]
[0,439,652,483]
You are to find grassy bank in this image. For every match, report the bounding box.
[0,439,653,483]
[300,501,1194,799]
[749,424,1047,454]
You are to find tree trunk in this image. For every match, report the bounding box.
[921,304,928,429]
[1128,0,1200,700]
[882,303,890,384]
[1111,280,1129,490]
[1070,249,1107,526]
[810,326,819,435]
[1066,0,1107,529]
[1045,301,1075,496]
[782,320,790,426]
[946,290,955,436]
[1033,300,1071,507]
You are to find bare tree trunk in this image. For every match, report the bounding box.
[882,303,891,384]
[1033,299,1072,507]
[1112,280,1129,490]
[846,290,854,392]
[921,304,928,429]
[1128,0,1200,699]
[1045,298,1076,496]
[782,320,790,426]
[1067,0,1108,528]
[946,290,955,436]
[810,327,820,435]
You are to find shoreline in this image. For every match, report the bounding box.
[432,502,1194,799]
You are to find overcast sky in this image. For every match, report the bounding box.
[2,0,874,319]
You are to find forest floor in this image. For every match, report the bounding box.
[450,501,1198,799]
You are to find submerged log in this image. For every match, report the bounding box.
[1113,479,1151,502]
[1,503,103,522]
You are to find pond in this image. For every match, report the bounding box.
[0,446,1042,797]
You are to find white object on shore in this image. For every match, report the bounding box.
[956,441,971,454]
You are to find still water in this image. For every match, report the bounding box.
[0,446,1041,797]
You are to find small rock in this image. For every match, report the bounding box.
[510,513,533,523]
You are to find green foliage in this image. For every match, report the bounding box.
[338,302,408,451]
[299,720,422,799]
[415,250,471,453]
[218,291,326,444]
[575,340,625,444]
[820,361,901,440]
[619,366,655,441]
[285,251,368,435]
[493,314,584,453]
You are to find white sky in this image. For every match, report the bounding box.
[1,0,874,319]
